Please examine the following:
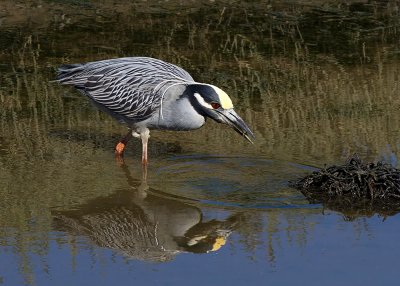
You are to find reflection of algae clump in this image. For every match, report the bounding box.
[292,155,400,218]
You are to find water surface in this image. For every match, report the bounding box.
[1,1,400,285]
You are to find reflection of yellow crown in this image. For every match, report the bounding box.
[211,236,227,252]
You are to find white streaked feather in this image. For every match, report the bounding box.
[57,57,195,122]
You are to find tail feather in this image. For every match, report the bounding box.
[56,63,86,88]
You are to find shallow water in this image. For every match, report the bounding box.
[152,155,316,209]
[1,1,400,285]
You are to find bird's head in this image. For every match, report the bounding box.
[187,84,255,143]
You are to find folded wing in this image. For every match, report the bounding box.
[57,57,194,121]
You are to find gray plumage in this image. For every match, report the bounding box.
[57,57,255,164]
[57,57,195,123]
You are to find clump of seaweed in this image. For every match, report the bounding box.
[291,155,400,218]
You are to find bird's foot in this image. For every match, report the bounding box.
[115,142,126,156]
[115,154,125,166]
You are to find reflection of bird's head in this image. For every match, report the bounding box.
[178,230,230,253]
[211,236,227,252]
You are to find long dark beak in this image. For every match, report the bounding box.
[218,109,255,143]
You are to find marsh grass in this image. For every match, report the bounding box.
[0,0,399,179]
[1,1,400,283]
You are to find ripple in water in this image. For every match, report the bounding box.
[151,155,319,209]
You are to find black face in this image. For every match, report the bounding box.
[186,84,256,143]
[186,84,222,107]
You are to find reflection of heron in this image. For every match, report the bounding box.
[53,164,241,262]
[56,57,254,165]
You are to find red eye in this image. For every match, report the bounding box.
[211,102,221,109]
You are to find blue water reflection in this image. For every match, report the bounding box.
[1,212,399,286]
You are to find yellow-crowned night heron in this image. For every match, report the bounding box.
[57,57,255,164]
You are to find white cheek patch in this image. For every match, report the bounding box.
[194,92,213,109]
[209,85,233,109]
[187,235,207,246]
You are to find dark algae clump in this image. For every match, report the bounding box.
[294,155,400,199]
[291,155,400,218]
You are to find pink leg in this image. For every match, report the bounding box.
[142,163,148,181]
[141,129,150,165]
